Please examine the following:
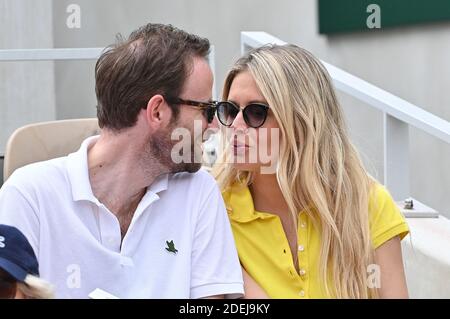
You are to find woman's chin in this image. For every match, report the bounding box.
[232,162,259,172]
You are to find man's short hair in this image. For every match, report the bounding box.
[95,23,210,130]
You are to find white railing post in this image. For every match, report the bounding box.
[384,113,410,201]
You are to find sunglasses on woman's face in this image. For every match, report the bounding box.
[0,274,17,299]
[216,101,269,128]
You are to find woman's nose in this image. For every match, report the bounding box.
[208,115,219,130]
[230,109,247,131]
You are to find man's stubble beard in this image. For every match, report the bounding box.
[148,119,202,174]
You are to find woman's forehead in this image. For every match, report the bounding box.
[229,71,266,102]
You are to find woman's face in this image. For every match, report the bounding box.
[226,71,280,174]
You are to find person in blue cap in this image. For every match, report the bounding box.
[0,224,53,299]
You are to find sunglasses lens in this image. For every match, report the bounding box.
[217,102,239,126]
[0,278,16,299]
[244,104,268,128]
[204,107,215,124]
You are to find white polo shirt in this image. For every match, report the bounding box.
[0,136,244,299]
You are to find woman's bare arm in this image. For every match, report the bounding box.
[374,236,409,298]
[241,267,269,299]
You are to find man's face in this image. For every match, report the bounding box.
[150,57,214,173]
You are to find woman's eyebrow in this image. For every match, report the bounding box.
[227,99,268,106]
[249,100,268,105]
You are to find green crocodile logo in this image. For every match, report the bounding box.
[165,240,178,254]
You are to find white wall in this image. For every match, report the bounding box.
[0,0,56,154]
[402,217,450,298]
[49,0,450,218]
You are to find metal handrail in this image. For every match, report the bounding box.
[0,48,105,61]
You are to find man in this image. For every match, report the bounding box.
[0,23,244,298]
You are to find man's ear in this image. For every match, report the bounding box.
[145,94,171,128]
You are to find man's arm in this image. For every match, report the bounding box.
[190,178,244,299]
[203,295,224,299]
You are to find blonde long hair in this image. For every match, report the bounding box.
[17,275,54,299]
[213,44,377,298]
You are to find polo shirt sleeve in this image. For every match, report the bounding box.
[0,181,40,257]
[369,183,409,249]
[190,182,244,299]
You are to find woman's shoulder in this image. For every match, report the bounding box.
[368,182,409,248]
[368,182,392,204]
[221,182,246,202]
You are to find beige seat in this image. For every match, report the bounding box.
[3,118,100,181]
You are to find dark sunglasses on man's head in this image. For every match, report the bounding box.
[216,101,269,128]
[164,96,217,124]
[0,272,17,299]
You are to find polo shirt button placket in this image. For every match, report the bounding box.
[297,213,308,297]
[107,237,116,250]
[297,244,307,281]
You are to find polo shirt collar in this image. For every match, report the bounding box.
[66,136,169,205]
[147,173,168,194]
[225,183,275,223]
[135,173,169,212]
[67,135,99,203]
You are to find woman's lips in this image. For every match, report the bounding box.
[232,135,251,156]
[233,136,249,148]
[232,144,249,156]
[233,143,249,148]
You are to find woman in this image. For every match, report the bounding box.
[0,224,54,299]
[212,44,409,298]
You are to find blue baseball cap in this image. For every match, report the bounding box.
[0,224,39,282]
